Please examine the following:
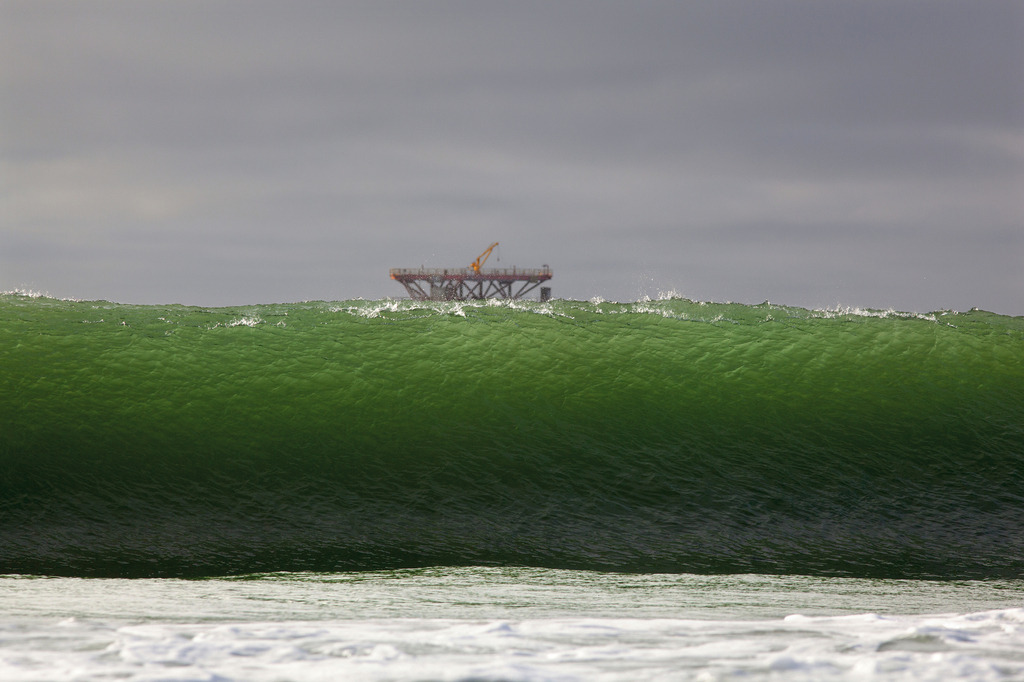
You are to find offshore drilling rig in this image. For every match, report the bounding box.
[390,242,552,301]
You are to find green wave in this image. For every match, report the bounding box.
[1,294,1022,578]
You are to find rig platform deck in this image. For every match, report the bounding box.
[390,266,552,301]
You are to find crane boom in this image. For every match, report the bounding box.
[470,242,499,273]
[390,240,552,300]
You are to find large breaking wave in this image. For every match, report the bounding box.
[2,293,1022,578]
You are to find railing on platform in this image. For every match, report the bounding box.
[389,266,552,280]
[389,265,552,301]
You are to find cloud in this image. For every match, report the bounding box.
[1,0,1022,311]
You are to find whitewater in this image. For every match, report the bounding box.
[2,292,1023,680]
[2,569,1023,681]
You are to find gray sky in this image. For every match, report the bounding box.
[3,1,1022,313]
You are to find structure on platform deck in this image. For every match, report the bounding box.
[390,242,553,301]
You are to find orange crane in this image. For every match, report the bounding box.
[390,242,551,300]
[470,242,499,274]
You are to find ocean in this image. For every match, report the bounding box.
[2,292,1022,680]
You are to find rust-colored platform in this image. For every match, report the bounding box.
[389,266,552,301]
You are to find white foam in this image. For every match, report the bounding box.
[2,288,86,302]
[204,315,266,329]
[813,305,940,322]
[2,572,1022,681]
[655,289,687,301]
[331,297,577,321]
[326,297,961,329]
[226,316,263,327]
[2,610,1023,681]
[3,288,49,298]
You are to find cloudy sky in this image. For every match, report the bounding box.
[3,1,1022,313]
